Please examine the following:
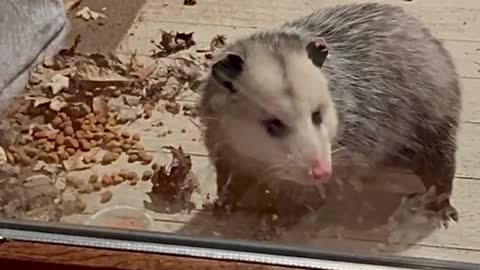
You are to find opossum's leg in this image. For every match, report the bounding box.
[413,135,459,222]
[213,159,255,212]
[214,158,230,197]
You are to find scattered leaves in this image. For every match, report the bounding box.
[76,7,107,21]
[152,31,196,57]
[184,0,197,6]
[0,28,225,221]
[144,146,199,214]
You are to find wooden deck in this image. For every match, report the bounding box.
[62,0,480,264]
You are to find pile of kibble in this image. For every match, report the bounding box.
[5,109,153,168]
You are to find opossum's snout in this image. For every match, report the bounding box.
[297,121,335,185]
[309,158,332,183]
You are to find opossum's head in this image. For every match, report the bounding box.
[203,32,338,185]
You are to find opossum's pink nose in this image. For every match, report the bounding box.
[309,159,332,182]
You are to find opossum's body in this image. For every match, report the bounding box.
[198,3,461,221]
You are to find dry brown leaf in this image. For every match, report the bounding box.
[63,151,93,171]
[49,99,68,112]
[24,96,68,112]
[76,6,106,21]
[197,34,227,53]
[59,35,81,57]
[144,146,199,213]
[64,0,82,12]
[0,147,7,164]
[73,64,134,89]
[33,160,62,174]
[75,65,126,81]
[184,0,197,6]
[151,31,196,57]
[46,73,69,94]
[127,53,157,79]
[210,35,227,50]
[25,96,50,107]
[92,96,109,117]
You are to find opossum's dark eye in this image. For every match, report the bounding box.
[312,110,323,126]
[262,118,288,138]
[222,81,237,93]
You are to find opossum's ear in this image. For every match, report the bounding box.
[211,53,244,93]
[306,37,328,68]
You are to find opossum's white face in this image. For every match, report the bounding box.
[207,37,338,185]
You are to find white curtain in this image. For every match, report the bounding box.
[0,0,68,108]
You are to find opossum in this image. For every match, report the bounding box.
[198,3,461,221]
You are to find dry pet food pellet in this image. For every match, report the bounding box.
[64,126,74,136]
[124,171,136,180]
[89,173,98,183]
[142,170,153,181]
[75,130,85,139]
[23,146,38,157]
[80,139,92,151]
[106,140,121,148]
[65,137,79,149]
[102,152,118,165]
[128,154,139,163]
[129,177,138,186]
[101,175,113,187]
[55,133,65,146]
[47,132,57,141]
[100,190,113,203]
[51,117,63,128]
[111,147,122,154]
[141,153,153,164]
[113,175,124,185]
[92,182,102,191]
[121,143,131,151]
[33,130,49,139]
[47,152,60,163]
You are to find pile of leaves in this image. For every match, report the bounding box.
[0,31,226,220]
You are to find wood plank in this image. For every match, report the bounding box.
[141,0,480,41]
[456,123,480,178]
[0,241,301,270]
[461,78,480,124]
[119,21,480,79]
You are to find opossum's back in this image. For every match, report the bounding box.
[284,3,459,119]
[282,3,461,158]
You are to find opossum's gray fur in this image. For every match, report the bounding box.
[199,3,461,219]
[278,3,461,166]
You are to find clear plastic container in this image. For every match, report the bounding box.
[85,205,153,231]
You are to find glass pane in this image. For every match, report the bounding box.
[1,0,479,268]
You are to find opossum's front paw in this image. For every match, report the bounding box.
[212,196,238,215]
[406,192,459,225]
[429,200,459,224]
